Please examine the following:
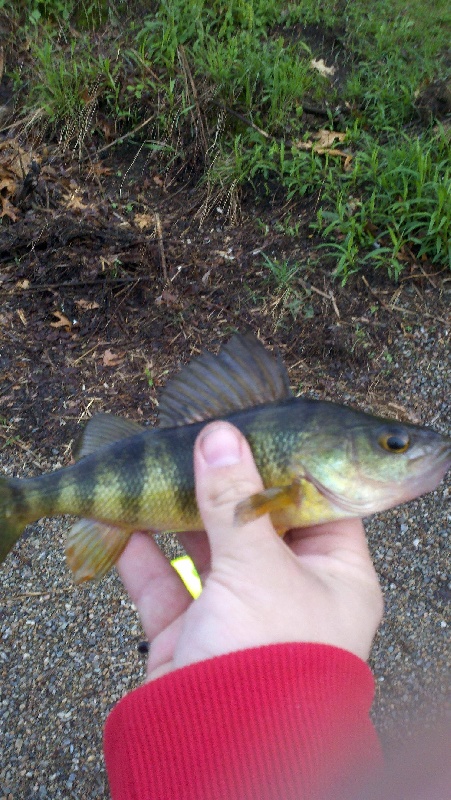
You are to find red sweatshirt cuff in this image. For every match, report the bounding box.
[104,643,381,800]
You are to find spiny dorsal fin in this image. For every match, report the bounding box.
[158,333,292,428]
[74,413,144,460]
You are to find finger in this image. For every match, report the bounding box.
[116,531,192,642]
[177,530,211,580]
[194,421,277,563]
[286,520,383,621]
[286,517,371,561]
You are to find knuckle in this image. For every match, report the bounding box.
[205,473,259,512]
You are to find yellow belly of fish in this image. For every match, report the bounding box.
[236,476,349,533]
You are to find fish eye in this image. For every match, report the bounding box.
[378,431,410,453]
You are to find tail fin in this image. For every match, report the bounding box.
[0,476,27,562]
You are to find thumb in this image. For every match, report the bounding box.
[194,421,277,561]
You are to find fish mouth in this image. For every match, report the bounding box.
[301,442,451,517]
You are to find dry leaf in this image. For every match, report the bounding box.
[310,59,335,77]
[294,131,351,162]
[88,161,113,177]
[0,176,17,194]
[155,290,179,307]
[314,129,346,147]
[314,147,350,158]
[16,279,30,289]
[134,213,154,230]
[75,299,100,310]
[17,309,27,326]
[0,195,19,222]
[0,140,33,180]
[50,311,72,330]
[63,191,89,212]
[103,349,125,367]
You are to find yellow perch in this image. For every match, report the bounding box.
[1,333,450,582]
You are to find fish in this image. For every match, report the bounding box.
[0,333,450,583]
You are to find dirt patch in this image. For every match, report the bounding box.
[1,138,448,449]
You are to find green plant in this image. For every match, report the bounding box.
[261,254,300,289]
[314,131,451,280]
[4,0,451,276]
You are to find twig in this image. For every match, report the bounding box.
[72,344,99,365]
[361,275,447,323]
[210,99,273,140]
[329,292,340,319]
[298,278,340,318]
[0,431,44,469]
[413,272,437,297]
[154,212,168,282]
[0,107,45,135]
[7,589,70,602]
[82,115,165,161]
[4,276,155,291]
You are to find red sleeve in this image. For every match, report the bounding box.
[104,643,382,800]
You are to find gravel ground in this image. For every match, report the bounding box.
[1,324,450,799]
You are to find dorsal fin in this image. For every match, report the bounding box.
[158,333,292,428]
[74,413,144,460]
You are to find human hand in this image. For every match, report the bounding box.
[117,421,384,681]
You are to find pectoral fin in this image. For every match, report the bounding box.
[66,518,132,583]
[234,480,302,526]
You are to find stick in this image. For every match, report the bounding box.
[154,212,168,282]
[82,116,166,160]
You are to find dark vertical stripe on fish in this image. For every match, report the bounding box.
[116,435,147,523]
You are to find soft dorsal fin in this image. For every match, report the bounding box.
[74,413,144,460]
[158,333,292,428]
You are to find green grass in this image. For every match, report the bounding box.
[2,0,451,278]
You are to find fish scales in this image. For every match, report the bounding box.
[1,333,450,582]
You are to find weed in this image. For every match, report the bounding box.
[314,132,451,281]
[261,254,299,290]
[4,0,451,276]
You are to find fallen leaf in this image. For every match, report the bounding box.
[75,299,100,310]
[294,138,351,161]
[310,59,336,77]
[0,139,33,179]
[0,176,17,194]
[158,290,179,306]
[0,195,19,221]
[313,147,351,158]
[16,280,30,289]
[314,129,346,147]
[102,349,125,367]
[63,191,89,212]
[134,213,154,230]
[17,309,27,326]
[50,311,72,330]
[88,161,113,177]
